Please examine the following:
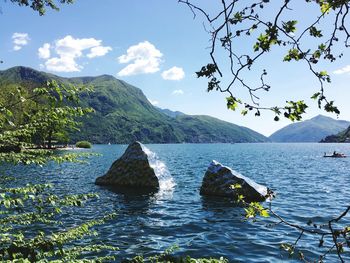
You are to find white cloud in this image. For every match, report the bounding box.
[38,43,51,59]
[87,46,112,58]
[162,66,185,80]
[172,89,184,95]
[45,56,80,72]
[12,33,30,51]
[333,65,350,75]
[148,98,159,105]
[117,41,163,76]
[39,35,112,72]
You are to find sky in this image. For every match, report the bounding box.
[1,0,350,136]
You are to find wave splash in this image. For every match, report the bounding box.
[142,145,176,197]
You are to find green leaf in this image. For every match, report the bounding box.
[241,109,248,116]
[309,26,323,37]
[321,2,330,13]
[226,96,239,111]
[311,92,320,100]
[4,199,11,208]
[230,183,242,189]
[260,209,270,217]
[319,70,328,76]
[282,20,297,33]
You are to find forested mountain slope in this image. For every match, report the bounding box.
[0,66,268,143]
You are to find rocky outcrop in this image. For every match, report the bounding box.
[200,160,270,202]
[95,141,159,190]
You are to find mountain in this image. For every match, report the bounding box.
[156,107,185,118]
[321,126,350,143]
[0,66,268,143]
[269,115,350,142]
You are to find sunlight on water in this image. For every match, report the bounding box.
[142,145,176,199]
[11,143,350,262]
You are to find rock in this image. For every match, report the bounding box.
[95,141,159,190]
[200,160,270,202]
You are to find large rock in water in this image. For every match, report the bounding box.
[95,141,159,190]
[200,160,269,202]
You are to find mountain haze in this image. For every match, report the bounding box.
[0,66,268,144]
[269,115,350,142]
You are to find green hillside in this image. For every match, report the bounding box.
[173,115,266,143]
[269,115,350,142]
[0,66,268,144]
[157,107,185,118]
[321,125,350,143]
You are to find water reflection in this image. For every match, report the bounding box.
[201,196,240,211]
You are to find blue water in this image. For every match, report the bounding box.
[4,143,350,262]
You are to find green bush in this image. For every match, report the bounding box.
[75,141,92,148]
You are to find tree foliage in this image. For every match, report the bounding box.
[0,179,118,262]
[0,80,93,150]
[75,140,92,148]
[0,79,119,261]
[179,0,350,121]
[0,74,223,263]
[8,0,74,15]
[233,183,350,262]
[3,0,350,261]
[0,1,228,262]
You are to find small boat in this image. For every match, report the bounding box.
[323,152,347,158]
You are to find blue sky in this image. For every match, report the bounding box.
[1,0,350,136]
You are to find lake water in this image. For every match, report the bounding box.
[4,143,350,262]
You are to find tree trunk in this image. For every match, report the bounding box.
[47,129,53,149]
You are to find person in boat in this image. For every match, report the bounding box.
[332,151,345,157]
[324,151,346,157]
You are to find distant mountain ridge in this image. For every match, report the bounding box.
[0,66,268,144]
[269,115,350,142]
[156,107,185,118]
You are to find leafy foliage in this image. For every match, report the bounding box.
[9,0,74,15]
[0,74,118,261]
[127,246,228,263]
[0,152,118,262]
[179,0,349,121]
[30,81,94,148]
[0,76,93,150]
[0,67,226,262]
[234,183,350,262]
[1,1,248,262]
[0,179,117,262]
[75,140,92,148]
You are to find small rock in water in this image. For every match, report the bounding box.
[200,160,271,202]
[95,141,159,190]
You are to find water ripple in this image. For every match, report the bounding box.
[4,143,350,262]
